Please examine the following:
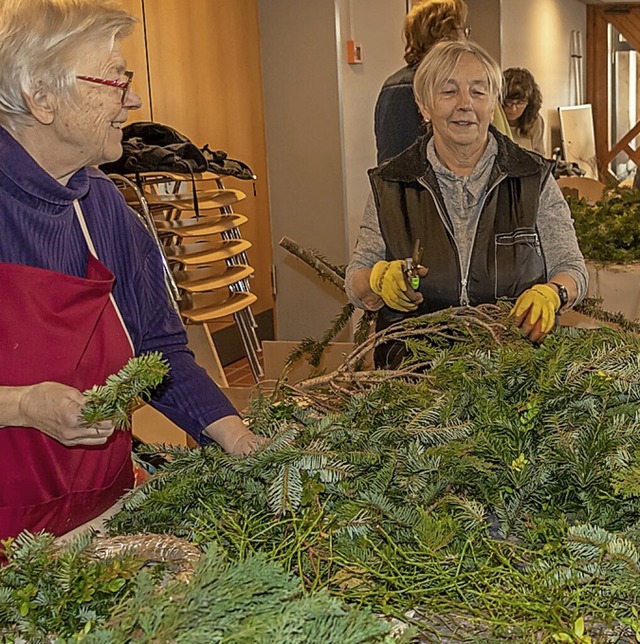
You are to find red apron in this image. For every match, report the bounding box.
[0,202,134,540]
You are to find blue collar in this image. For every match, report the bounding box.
[0,126,90,214]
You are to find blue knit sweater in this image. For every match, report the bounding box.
[0,126,237,443]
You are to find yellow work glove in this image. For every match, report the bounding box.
[369,260,416,312]
[509,284,561,333]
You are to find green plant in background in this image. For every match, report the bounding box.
[81,352,169,429]
[569,187,640,263]
[104,304,640,641]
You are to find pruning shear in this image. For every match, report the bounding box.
[404,239,424,290]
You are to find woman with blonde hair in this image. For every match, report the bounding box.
[349,40,587,368]
[374,0,511,163]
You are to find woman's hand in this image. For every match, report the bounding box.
[369,260,428,312]
[509,284,561,343]
[11,382,115,446]
[203,415,267,456]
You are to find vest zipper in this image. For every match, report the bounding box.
[418,171,508,306]
[418,179,465,302]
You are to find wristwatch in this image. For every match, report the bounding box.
[550,282,569,310]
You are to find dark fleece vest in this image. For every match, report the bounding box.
[368,126,553,366]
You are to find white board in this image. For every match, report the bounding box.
[558,104,598,179]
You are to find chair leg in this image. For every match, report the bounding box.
[186,323,229,388]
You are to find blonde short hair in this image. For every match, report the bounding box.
[0,0,136,132]
[413,39,502,113]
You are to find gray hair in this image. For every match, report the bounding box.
[0,0,136,132]
[413,39,502,113]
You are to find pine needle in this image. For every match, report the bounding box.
[80,352,169,429]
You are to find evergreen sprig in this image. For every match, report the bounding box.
[569,187,640,263]
[0,531,142,642]
[81,352,169,429]
[0,534,400,643]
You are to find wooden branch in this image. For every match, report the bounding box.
[279,236,345,291]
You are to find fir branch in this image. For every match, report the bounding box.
[81,352,169,429]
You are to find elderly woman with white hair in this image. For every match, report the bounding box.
[346,40,587,368]
[0,0,262,541]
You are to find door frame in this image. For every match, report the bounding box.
[587,4,640,179]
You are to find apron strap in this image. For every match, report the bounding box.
[73,200,135,355]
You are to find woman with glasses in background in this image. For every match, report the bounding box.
[0,0,263,542]
[502,67,546,156]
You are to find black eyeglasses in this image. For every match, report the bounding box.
[76,70,134,105]
[504,99,528,108]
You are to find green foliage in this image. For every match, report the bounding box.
[577,296,640,333]
[81,352,169,429]
[105,308,640,639]
[0,535,397,643]
[0,531,141,642]
[84,545,400,644]
[569,187,640,263]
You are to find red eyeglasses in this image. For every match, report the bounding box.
[76,71,134,105]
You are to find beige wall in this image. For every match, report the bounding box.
[259,0,351,341]
[467,0,502,64]
[501,0,587,156]
[336,0,406,253]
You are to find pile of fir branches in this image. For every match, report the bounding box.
[108,303,640,641]
[0,350,398,643]
[568,186,640,264]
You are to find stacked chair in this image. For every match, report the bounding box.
[109,171,264,385]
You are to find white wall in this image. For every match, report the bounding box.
[335,0,406,252]
[501,0,587,155]
[259,0,350,341]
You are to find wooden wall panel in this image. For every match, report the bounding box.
[142,0,273,319]
[118,0,152,122]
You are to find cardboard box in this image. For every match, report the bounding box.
[587,262,640,321]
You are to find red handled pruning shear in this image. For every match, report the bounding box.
[404,239,424,290]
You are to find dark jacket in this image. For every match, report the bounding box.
[374,65,425,165]
[368,127,554,365]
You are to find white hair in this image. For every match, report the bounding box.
[0,0,136,132]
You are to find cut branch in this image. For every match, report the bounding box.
[279,236,345,291]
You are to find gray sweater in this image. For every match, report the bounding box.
[345,134,588,311]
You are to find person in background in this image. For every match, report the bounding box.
[374,0,512,164]
[347,40,587,368]
[0,0,262,542]
[502,67,546,156]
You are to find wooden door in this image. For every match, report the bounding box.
[115,0,274,335]
[587,5,640,179]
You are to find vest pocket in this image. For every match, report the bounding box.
[494,229,545,299]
